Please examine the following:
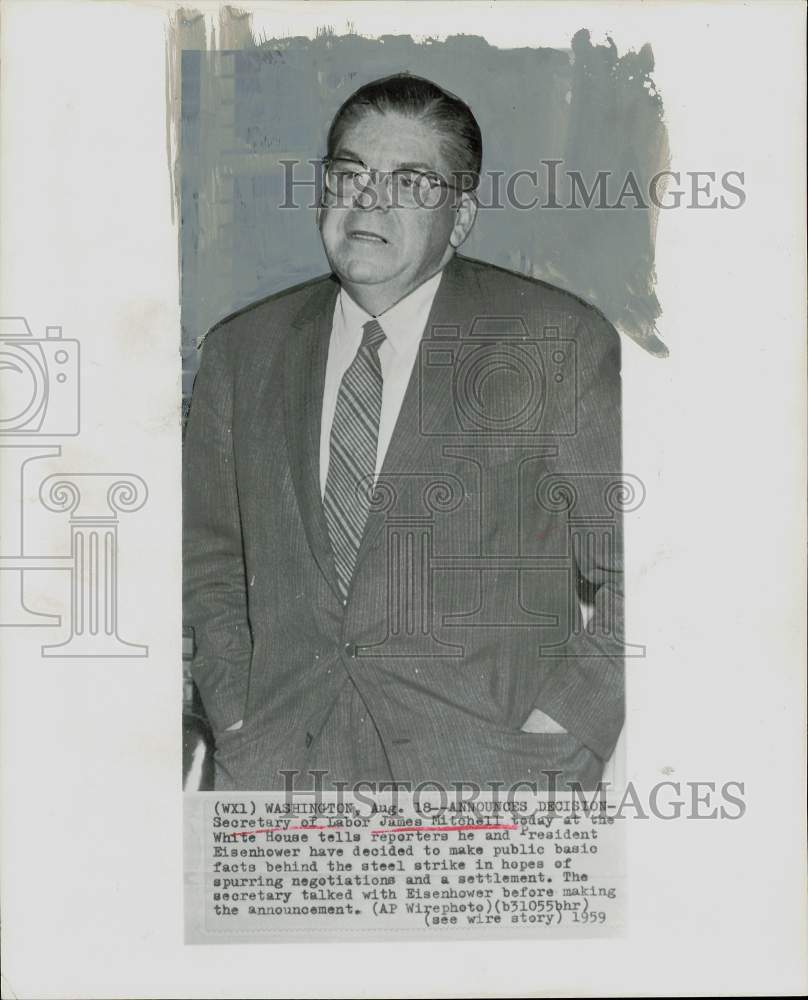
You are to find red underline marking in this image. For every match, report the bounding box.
[229,822,518,837]
[370,823,518,835]
[231,825,345,836]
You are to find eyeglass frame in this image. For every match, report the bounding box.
[320,156,472,207]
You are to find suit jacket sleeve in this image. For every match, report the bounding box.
[534,310,625,761]
[183,326,252,734]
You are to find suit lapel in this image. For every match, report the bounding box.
[353,256,478,573]
[283,277,343,601]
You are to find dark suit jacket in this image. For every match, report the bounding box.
[183,254,624,789]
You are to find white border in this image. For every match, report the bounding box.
[1,2,805,997]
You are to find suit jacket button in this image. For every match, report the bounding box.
[305,732,313,748]
[343,642,356,658]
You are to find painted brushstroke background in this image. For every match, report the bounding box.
[167,7,670,402]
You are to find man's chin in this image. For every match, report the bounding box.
[335,257,398,285]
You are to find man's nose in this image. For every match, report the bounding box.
[354,172,392,210]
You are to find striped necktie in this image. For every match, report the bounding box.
[323,318,386,600]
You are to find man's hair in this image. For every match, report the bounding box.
[327,73,482,191]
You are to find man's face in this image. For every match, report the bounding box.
[318,111,474,305]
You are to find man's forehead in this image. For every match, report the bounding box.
[333,110,448,170]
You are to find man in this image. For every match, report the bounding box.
[183,74,624,792]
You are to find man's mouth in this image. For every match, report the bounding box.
[347,229,389,244]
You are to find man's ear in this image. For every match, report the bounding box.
[449,193,478,249]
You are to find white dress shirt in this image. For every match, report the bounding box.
[319,270,444,496]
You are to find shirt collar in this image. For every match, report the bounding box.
[337,268,445,355]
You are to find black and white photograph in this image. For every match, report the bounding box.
[182,70,628,795]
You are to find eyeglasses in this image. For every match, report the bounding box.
[322,157,463,208]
